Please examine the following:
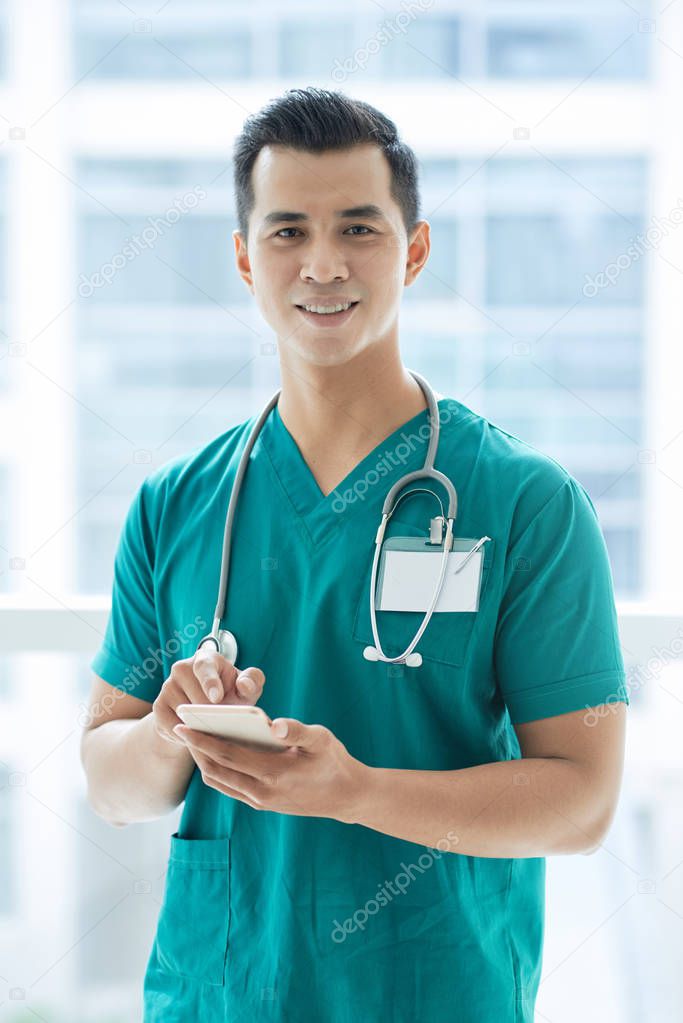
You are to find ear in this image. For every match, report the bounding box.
[404,220,431,288]
[233,228,255,294]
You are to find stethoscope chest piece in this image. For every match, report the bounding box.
[197,628,238,663]
[217,629,238,663]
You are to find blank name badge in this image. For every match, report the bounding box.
[375,536,491,613]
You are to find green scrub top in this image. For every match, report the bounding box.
[91,394,629,1023]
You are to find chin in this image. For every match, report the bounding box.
[283,335,367,368]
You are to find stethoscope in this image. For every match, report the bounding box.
[196,369,458,669]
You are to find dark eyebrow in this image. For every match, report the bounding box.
[262,204,387,227]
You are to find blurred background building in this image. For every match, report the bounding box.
[1,0,683,1020]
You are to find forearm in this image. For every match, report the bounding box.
[81,713,196,826]
[350,756,606,857]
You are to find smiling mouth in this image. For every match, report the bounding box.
[295,302,359,314]
[293,301,360,327]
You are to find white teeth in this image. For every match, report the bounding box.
[302,302,353,314]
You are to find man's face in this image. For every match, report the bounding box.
[233,143,429,368]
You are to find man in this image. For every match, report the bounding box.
[80,87,629,1022]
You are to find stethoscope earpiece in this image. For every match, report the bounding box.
[363,646,423,669]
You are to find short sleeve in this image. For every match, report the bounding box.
[90,477,165,703]
[494,476,629,724]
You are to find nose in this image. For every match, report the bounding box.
[299,239,349,284]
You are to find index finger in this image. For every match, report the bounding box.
[193,647,236,703]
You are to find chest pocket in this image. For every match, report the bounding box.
[351,523,495,669]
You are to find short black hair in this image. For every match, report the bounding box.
[232,86,421,244]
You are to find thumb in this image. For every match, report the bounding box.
[270,718,323,748]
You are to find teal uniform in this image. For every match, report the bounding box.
[91,395,629,1022]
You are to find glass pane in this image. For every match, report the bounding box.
[403,155,647,597]
[0,653,180,1021]
[279,21,355,78]
[488,17,650,79]
[382,16,460,79]
[74,158,259,593]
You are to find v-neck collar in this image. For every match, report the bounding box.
[258,396,452,547]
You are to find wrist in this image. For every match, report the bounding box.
[337,760,381,827]
[146,712,195,764]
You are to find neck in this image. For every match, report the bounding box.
[276,345,428,461]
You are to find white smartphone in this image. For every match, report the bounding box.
[176,704,290,752]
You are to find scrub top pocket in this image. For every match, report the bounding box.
[352,524,495,668]
[155,832,231,987]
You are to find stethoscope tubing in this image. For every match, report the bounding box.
[196,370,457,667]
